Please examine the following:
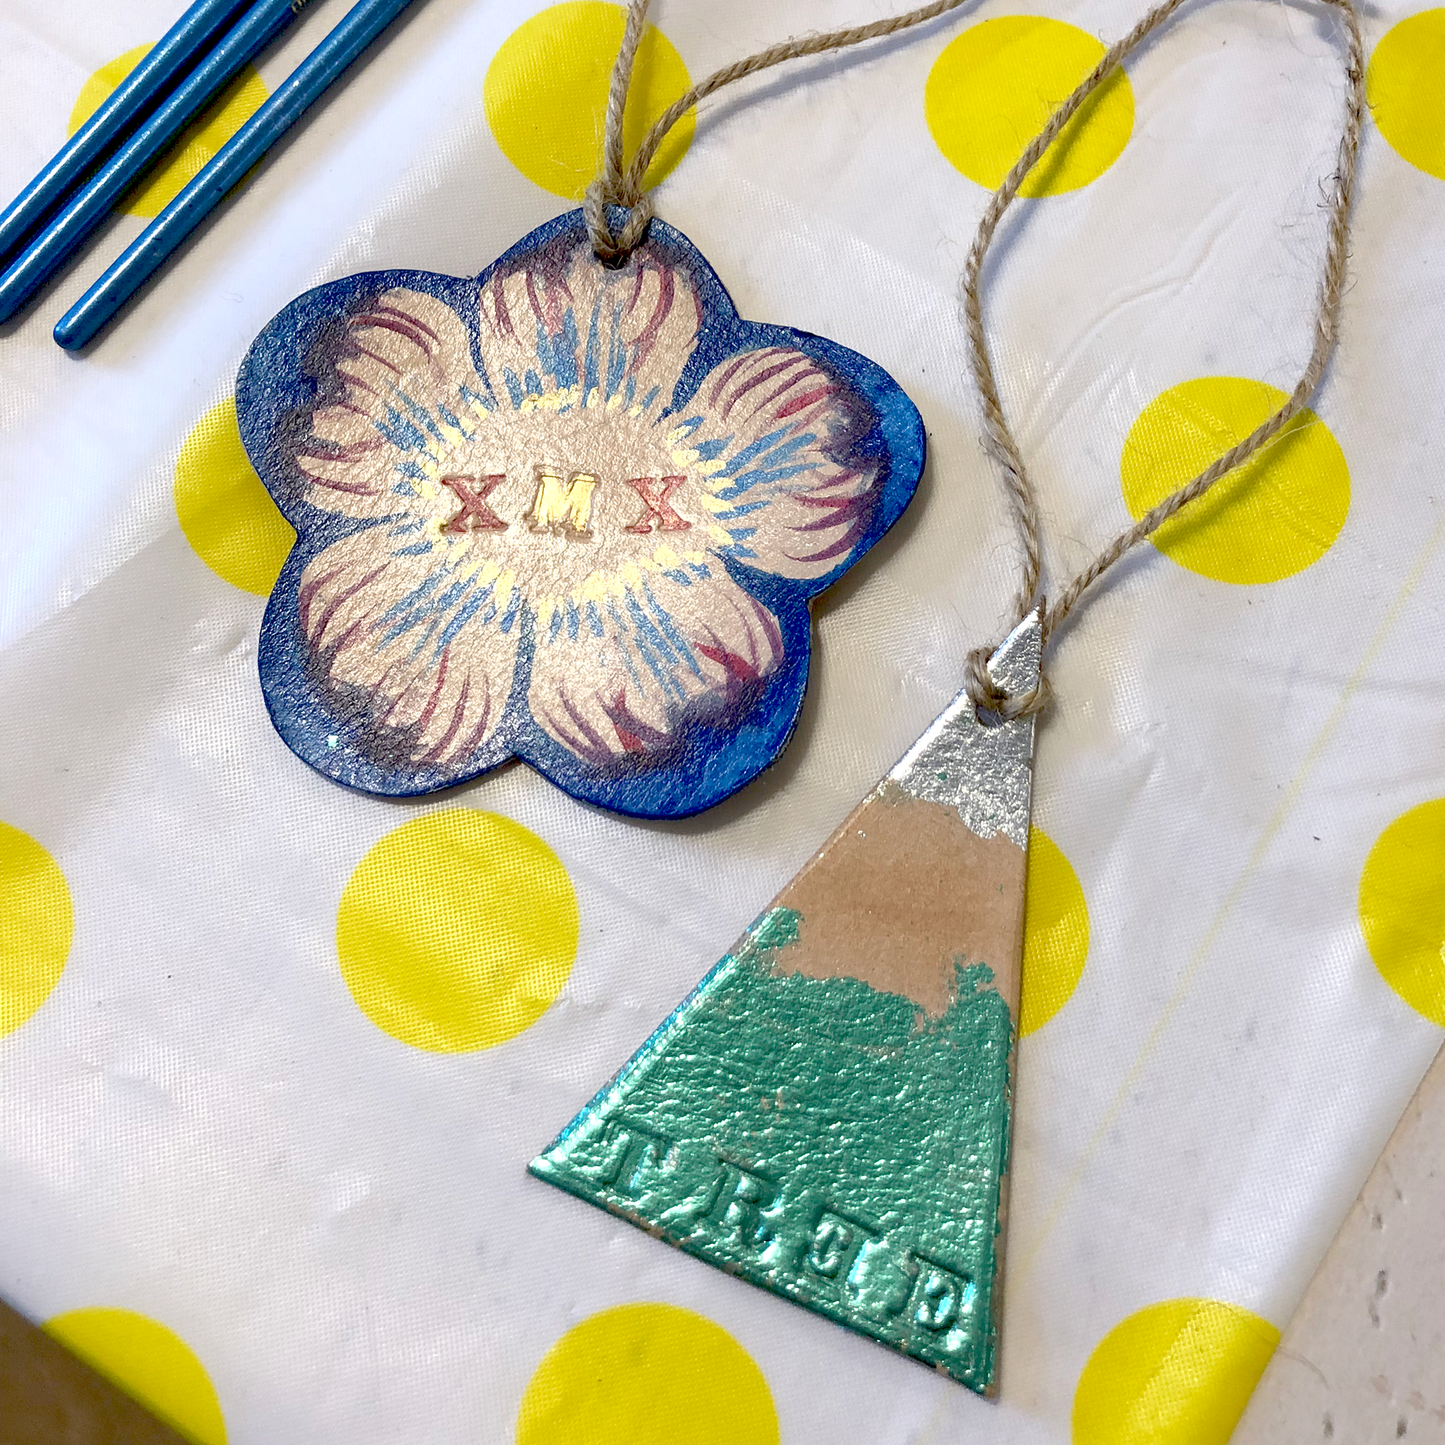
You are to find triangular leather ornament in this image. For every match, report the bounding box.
[531,613,1041,1395]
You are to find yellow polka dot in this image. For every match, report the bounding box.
[516,1303,777,1445]
[925,17,1133,196]
[1359,799,1445,1026]
[69,46,267,219]
[1072,1298,1279,1445]
[484,2,694,201]
[44,1308,226,1445]
[1368,10,1445,181]
[1120,377,1350,585]
[175,398,294,596]
[336,809,578,1052]
[1020,827,1089,1036]
[0,822,73,1038]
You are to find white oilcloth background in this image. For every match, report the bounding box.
[1,0,1443,1441]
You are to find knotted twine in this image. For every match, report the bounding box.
[586,0,1367,720]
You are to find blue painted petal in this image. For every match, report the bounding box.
[459,381,495,413]
[437,581,497,650]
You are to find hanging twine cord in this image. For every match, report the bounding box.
[962,0,1366,718]
[583,0,656,258]
[585,0,987,258]
[587,0,1365,721]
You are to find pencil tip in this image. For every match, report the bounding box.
[53,313,86,351]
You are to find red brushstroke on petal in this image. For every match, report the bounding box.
[705,352,753,409]
[553,692,611,760]
[629,264,677,373]
[306,432,387,465]
[524,272,547,336]
[450,691,498,761]
[412,647,450,736]
[309,563,389,646]
[351,314,437,356]
[486,276,516,341]
[719,353,813,422]
[612,722,646,752]
[772,383,835,420]
[602,689,672,755]
[333,364,385,402]
[351,343,403,378]
[695,643,758,682]
[324,615,370,665]
[368,302,442,345]
[299,467,385,497]
[417,670,474,764]
[624,267,647,318]
[755,365,830,419]
[789,489,862,530]
[298,563,348,632]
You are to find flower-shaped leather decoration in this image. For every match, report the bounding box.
[238,212,924,816]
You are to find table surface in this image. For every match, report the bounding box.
[1,1,1442,1442]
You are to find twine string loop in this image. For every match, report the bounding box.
[966,641,1051,722]
[585,0,983,258]
[583,0,655,258]
[962,0,1366,716]
[587,0,1367,724]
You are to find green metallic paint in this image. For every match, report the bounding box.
[530,906,1015,1393]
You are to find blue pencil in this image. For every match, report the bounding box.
[0,0,311,323]
[0,0,253,267]
[55,0,423,351]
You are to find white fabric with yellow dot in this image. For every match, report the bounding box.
[2,0,1444,1441]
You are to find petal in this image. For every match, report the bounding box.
[686,347,882,580]
[476,242,703,416]
[297,289,486,521]
[297,527,520,771]
[527,557,784,767]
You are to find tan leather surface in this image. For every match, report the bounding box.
[773,780,1026,1017]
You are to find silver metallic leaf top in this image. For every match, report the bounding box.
[888,613,1041,850]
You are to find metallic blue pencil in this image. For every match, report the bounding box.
[0,0,253,267]
[55,0,422,351]
[0,0,310,323]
